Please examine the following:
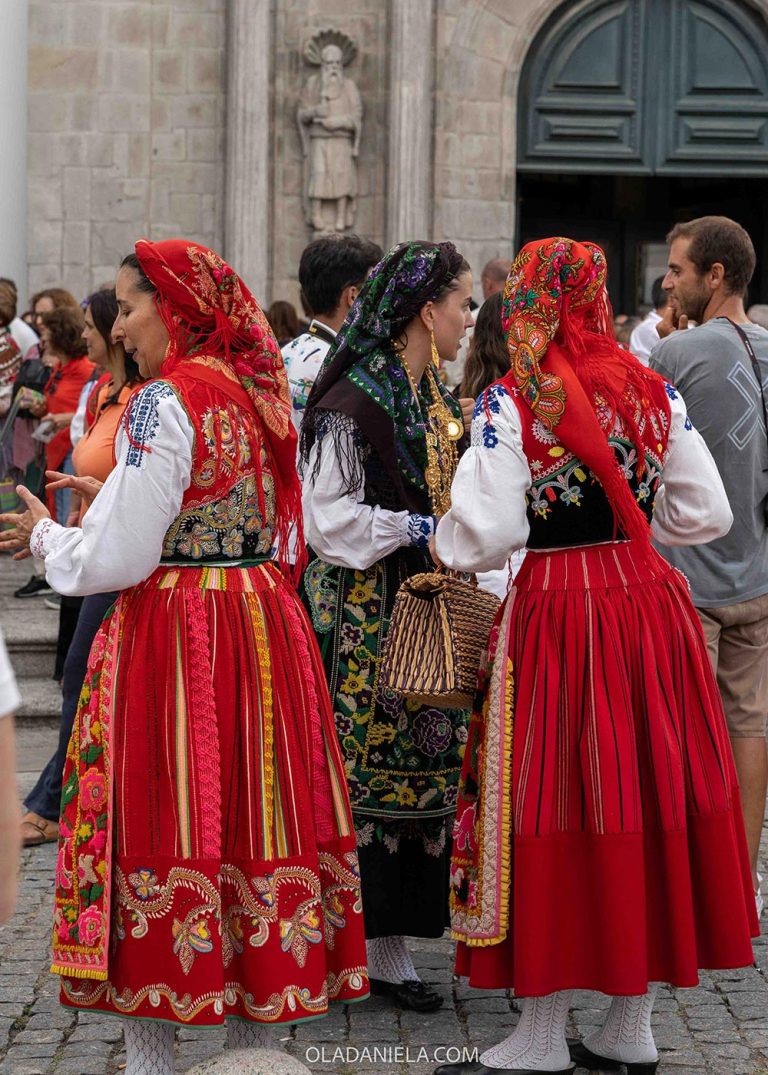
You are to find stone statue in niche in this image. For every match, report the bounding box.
[298,29,362,234]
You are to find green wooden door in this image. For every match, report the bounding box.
[518,0,768,176]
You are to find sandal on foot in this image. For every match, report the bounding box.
[21,813,58,847]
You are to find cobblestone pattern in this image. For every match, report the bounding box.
[1,838,768,1073]
[27,0,226,300]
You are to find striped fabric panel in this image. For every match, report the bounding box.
[244,592,276,861]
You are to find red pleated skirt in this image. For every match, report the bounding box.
[455,542,758,995]
[59,562,369,1025]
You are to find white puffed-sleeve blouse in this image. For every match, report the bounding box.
[435,386,733,574]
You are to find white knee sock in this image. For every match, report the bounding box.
[366,936,420,984]
[123,1018,175,1075]
[226,1017,274,1050]
[584,985,658,1063]
[479,991,573,1071]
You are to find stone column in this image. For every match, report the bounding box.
[224,0,271,301]
[386,0,436,246]
[1,0,28,302]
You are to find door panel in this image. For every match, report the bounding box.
[657,0,768,171]
[519,0,649,171]
[518,0,768,176]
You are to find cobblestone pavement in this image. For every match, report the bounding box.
[3,556,768,1073]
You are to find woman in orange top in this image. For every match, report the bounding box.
[21,289,142,847]
[69,291,142,522]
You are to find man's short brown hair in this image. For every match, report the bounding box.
[667,216,756,296]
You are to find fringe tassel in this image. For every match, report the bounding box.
[51,963,108,981]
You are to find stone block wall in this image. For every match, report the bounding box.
[27,0,226,301]
[269,0,390,306]
[433,0,556,293]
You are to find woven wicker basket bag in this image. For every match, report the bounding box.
[378,570,500,709]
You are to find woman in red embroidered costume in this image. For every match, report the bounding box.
[0,240,368,1075]
[431,238,758,1075]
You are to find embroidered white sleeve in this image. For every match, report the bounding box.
[652,386,733,545]
[302,420,424,570]
[35,383,195,596]
[436,387,531,572]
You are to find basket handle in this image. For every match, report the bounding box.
[434,565,479,586]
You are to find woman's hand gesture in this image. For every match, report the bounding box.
[45,471,103,508]
[0,486,51,560]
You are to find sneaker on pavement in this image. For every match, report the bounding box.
[43,595,61,611]
[14,576,53,599]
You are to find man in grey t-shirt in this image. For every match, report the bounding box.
[651,216,768,914]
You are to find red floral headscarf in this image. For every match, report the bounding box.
[499,237,669,544]
[134,238,303,578]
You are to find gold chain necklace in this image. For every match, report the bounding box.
[399,356,462,516]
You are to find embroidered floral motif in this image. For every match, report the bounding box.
[516,387,670,544]
[30,518,58,560]
[124,382,176,468]
[129,868,160,901]
[61,969,367,1024]
[405,513,435,547]
[531,418,558,446]
[279,904,323,967]
[664,382,679,400]
[482,424,499,449]
[172,913,215,975]
[52,607,117,978]
[160,398,276,564]
[473,383,509,421]
[304,559,466,836]
[109,858,363,984]
[304,558,340,634]
[410,709,453,758]
[506,315,565,429]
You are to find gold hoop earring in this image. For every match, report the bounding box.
[430,330,440,368]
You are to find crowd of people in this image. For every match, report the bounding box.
[0,214,764,1075]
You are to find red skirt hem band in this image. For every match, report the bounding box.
[455,808,758,996]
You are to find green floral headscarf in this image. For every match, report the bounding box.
[300,241,467,512]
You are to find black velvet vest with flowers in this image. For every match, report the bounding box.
[512,386,671,550]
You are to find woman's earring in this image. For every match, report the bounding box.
[430,330,440,368]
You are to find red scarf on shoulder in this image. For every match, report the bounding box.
[134,238,304,580]
[498,237,669,544]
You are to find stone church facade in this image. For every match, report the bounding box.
[15,0,768,309]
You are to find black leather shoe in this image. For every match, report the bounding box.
[369,976,443,1012]
[568,1039,659,1074]
[433,1063,575,1075]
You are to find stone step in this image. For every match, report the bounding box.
[6,641,56,680]
[15,676,61,721]
[3,604,58,679]
[0,566,60,681]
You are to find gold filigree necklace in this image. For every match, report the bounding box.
[399,354,462,516]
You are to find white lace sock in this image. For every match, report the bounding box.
[479,991,573,1071]
[583,985,659,1063]
[366,935,420,984]
[225,1017,274,1050]
[123,1018,175,1075]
